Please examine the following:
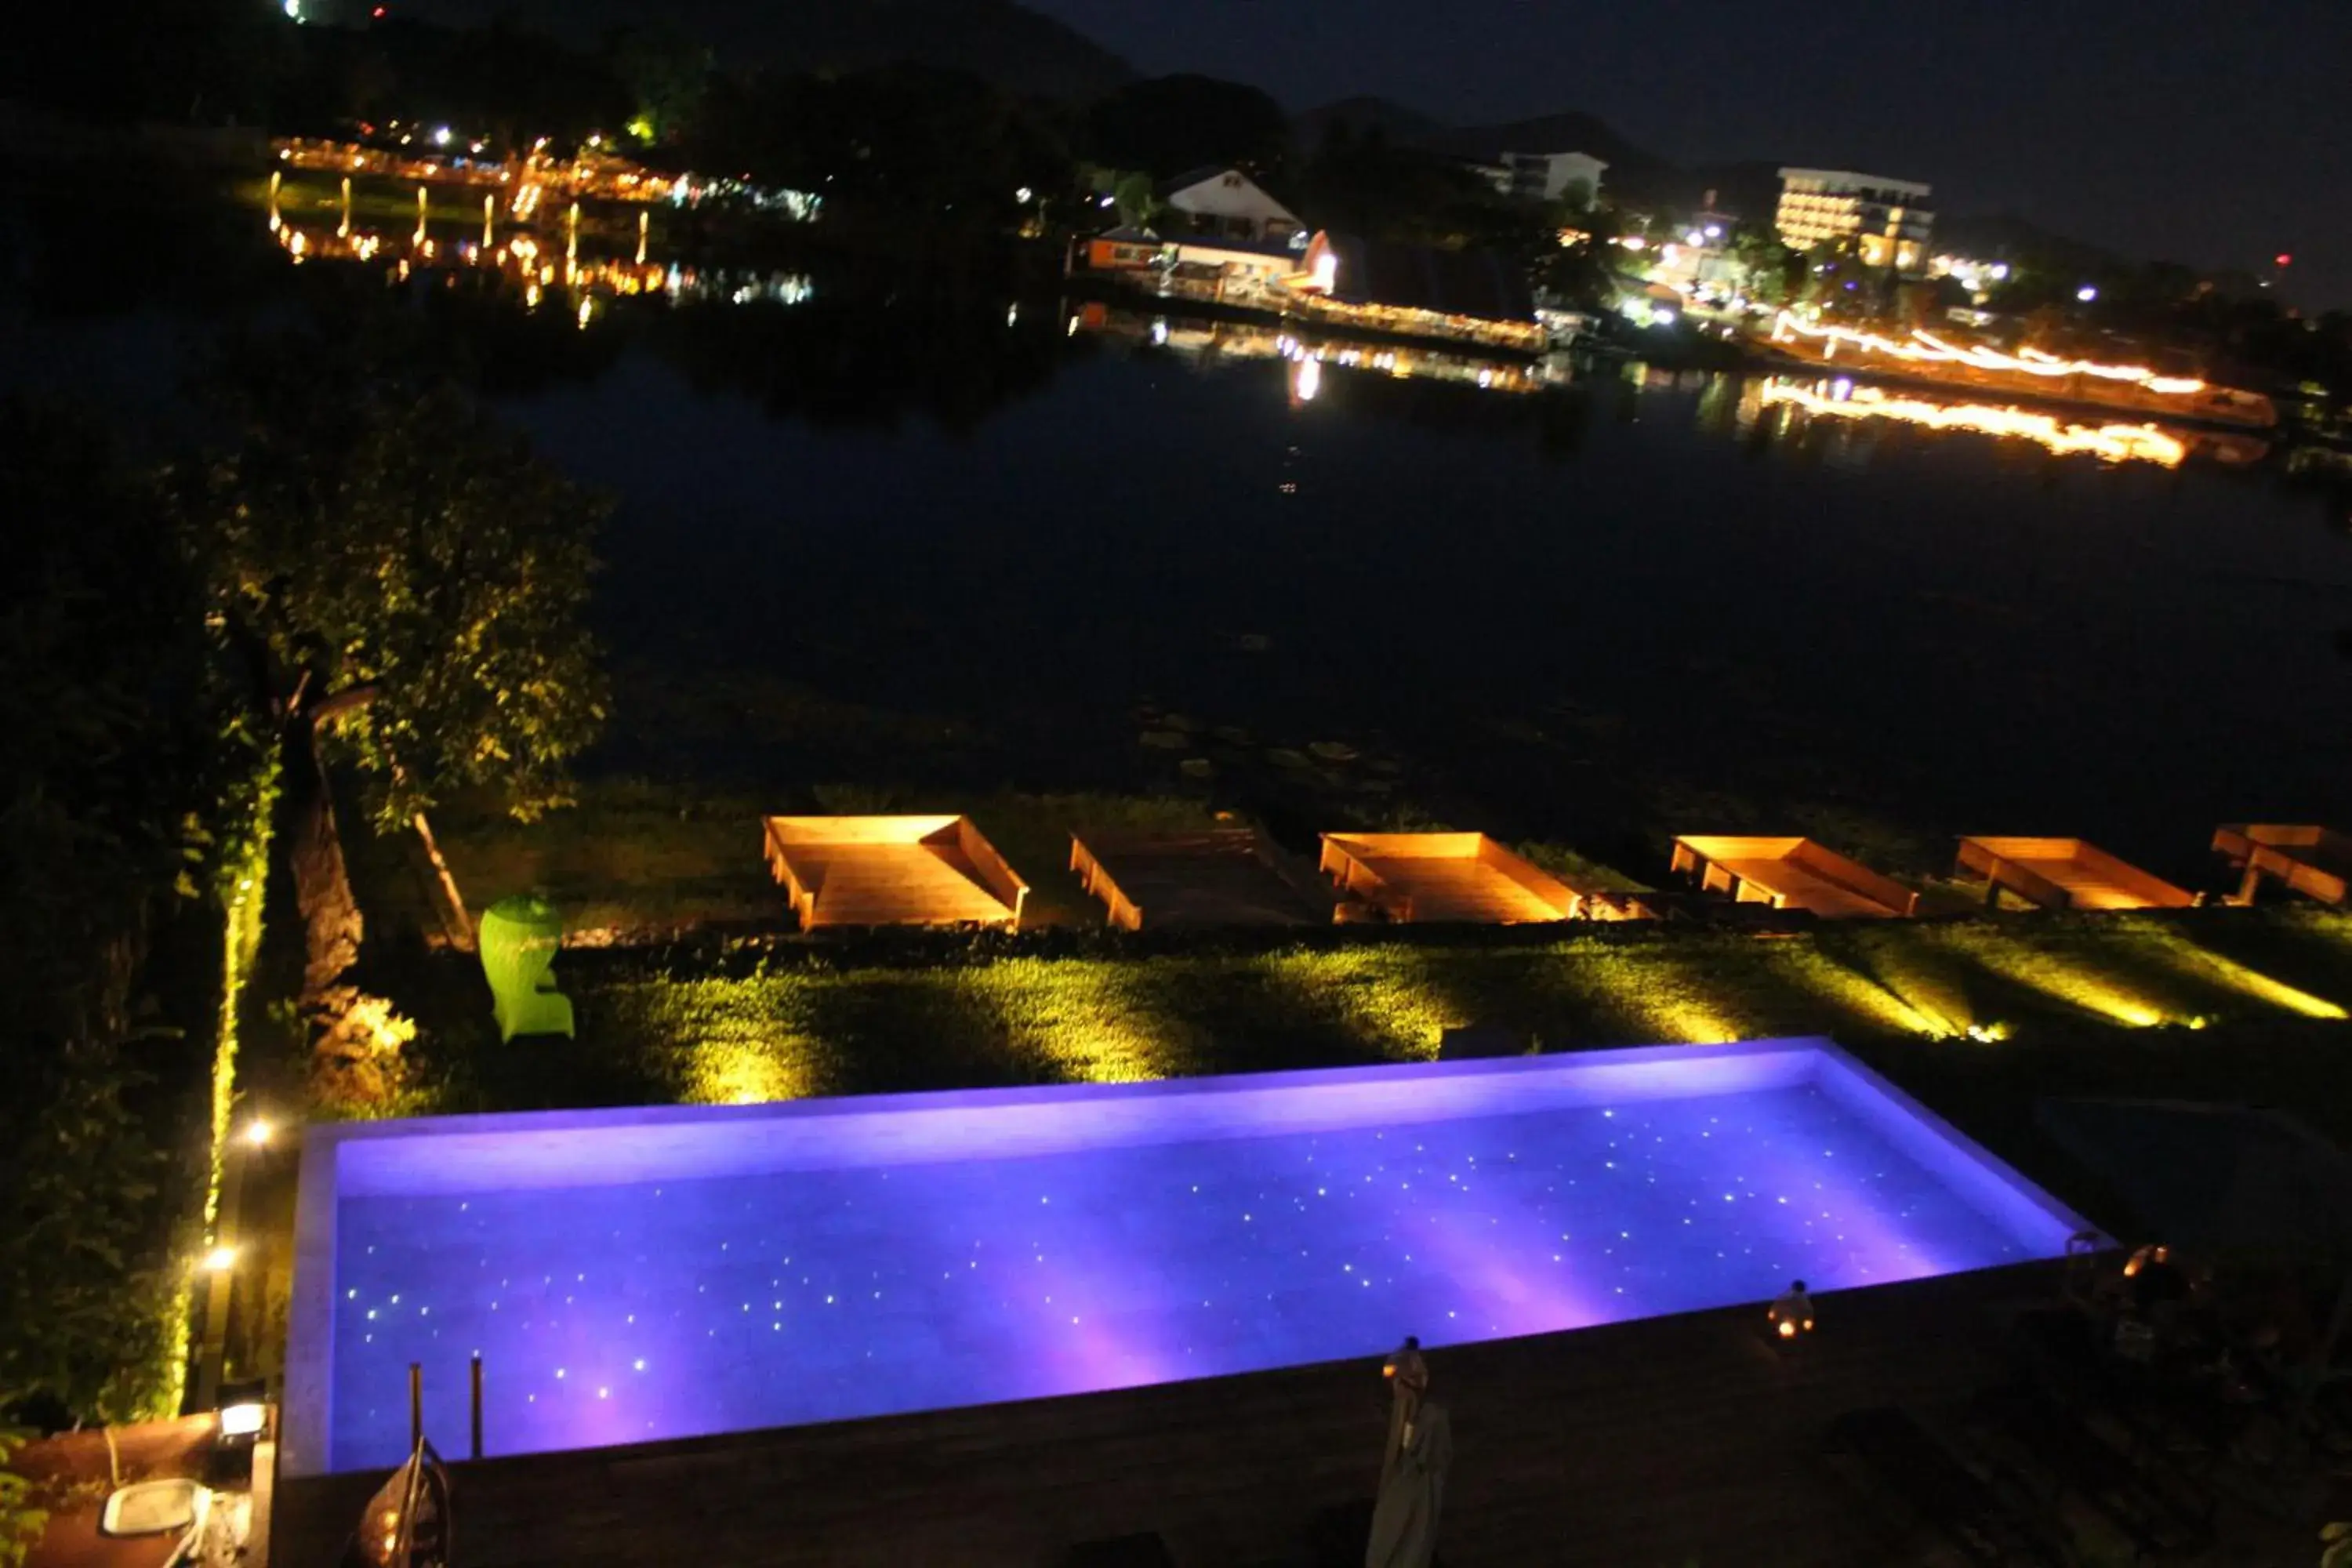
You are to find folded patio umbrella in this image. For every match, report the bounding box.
[1366,1402,1452,1568]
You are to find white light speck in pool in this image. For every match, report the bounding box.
[283,1039,2092,1475]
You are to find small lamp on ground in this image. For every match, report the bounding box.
[216,1377,270,1452]
[1768,1279,1817,1341]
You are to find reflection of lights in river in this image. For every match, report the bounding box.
[1759,379,2187,468]
[1772,312,2208,394]
[1293,357,1322,402]
[266,207,813,318]
[1110,318,1541,395]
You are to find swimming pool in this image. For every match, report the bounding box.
[281,1038,2092,1476]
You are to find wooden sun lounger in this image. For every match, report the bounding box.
[1317,833,1587,924]
[1955,837,2196,912]
[762,815,1029,930]
[2212,824,2352,906]
[1069,829,1333,931]
[1671,835,1918,919]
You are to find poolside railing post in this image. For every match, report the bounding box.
[470,1355,484,1461]
[408,1361,423,1450]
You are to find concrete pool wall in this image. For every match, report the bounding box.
[282,1037,2096,1479]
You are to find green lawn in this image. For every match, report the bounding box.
[362,906,2352,1227]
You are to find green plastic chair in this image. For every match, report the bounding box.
[478,894,574,1042]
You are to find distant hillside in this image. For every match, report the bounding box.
[1293,96,1446,154]
[471,0,1135,100]
[1296,97,1759,218]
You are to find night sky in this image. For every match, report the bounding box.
[1028,0,2352,308]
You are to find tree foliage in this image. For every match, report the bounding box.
[278,18,628,146]
[1728,230,1804,307]
[197,335,611,836]
[0,1429,44,1568]
[1298,125,1554,259]
[612,25,711,144]
[0,0,278,125]
[691,64,1070,226]
[1080,73,1290,181]
[0,401,223,1425]
[0,1044,186,1424]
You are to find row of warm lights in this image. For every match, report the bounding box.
[197,1117,279,1273]
[1772,312,2207,395]
[276,137,674,200]
[1759,379,2187,467]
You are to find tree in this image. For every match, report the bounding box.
[1299,130,1552,258]
[188,333,608,1025]
[1729,231,1804,307]
[690,64,1069,227]
[0,0,277,125]
[1112,171,1161,230]
[1081,74,1290,181]
[0,400,227,1428]
[612,24,710,143]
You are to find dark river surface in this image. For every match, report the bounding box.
[494,301,2352,883]
[9,203,2349,884]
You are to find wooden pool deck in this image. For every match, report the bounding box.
[1955,837,2196,912]
[2213,823,2352,906]
[761,815,1029,930]
[269,1262,2140,1568]
[1671,836,1919,920]
[1071,829,1334,931]
[1319,833,1587,924]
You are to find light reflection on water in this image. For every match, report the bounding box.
[36,203,2350,859]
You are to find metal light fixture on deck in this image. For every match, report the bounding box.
[216,1376,270,1448]
[1767,1279,1817,1341]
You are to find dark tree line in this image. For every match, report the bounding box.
[0,296,610,1425]
[0,402,243,1426]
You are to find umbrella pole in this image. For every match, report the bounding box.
[1382,1384,1421,1483]
[1381,1338,1427,1484]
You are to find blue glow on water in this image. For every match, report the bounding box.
[326,1073,2062,1471]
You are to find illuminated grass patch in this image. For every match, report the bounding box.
[453,911,2352,1139]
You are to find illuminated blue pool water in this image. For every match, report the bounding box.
[283,1040,2091,1475]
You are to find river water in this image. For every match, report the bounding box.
[493,289,2352,881]
[12,204,2351,883]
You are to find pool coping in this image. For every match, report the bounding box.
[281,1036,2097,1478]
